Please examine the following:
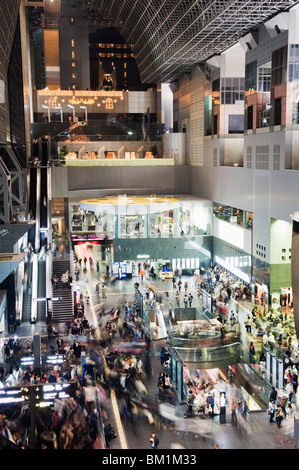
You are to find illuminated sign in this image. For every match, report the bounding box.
[0,388,29,405]
[39,89,124,98]
[68,98,95,105]
[42,383,75,401]
[45,354,65,364]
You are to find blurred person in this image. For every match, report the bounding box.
[149,431,159,449]
[268,400,276,424]
[0,414,13,442]
[275,404,284,428]
[206,392,215,418]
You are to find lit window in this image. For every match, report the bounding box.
[72,73,77,79]
[72,62,76,67]
[124,62,127,69]
[70,17,74,23]
[72,51,75,59]
[105,98,114,110]
[71,39,75,47]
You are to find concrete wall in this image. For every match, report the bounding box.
[51,165,191,197]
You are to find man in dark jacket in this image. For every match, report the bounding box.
[206,392,215,418]
[270,386,278,403]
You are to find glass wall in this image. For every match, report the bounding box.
[119,214,146,238]
[213,203,253,230]
[69,200,212,239]
[149,210,174,238]
[70,204,115,237]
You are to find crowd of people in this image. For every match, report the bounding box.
[1,248,299,449]
[268,385,296,429]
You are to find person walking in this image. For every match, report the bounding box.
[268,400,276,424]
[249,342,256,364]
[101,284,106,299]
[96,282,99,297]
[184,294,188,308]
[175,291,180,308]
[231,394,238,425]
[206,392,215,418]
[149,432,159,449]
[188,293,193,307]
[270,386,278,403]
[278,394,288,418]
[275,404,284,428]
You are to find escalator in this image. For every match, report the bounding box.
[37,260,46,322]
[27,166,37,247]
[22,262,32,323]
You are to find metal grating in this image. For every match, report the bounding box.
[74,0,299,83]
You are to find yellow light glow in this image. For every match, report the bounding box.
[80,195,179,206]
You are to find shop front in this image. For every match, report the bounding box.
[254,281,269,309]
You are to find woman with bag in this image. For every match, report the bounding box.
[275,404,284,428]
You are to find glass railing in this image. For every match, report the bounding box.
[171,341,241,364]
[56,133,163,142]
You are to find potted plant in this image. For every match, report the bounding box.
[150,144,158,158]
[60,145,68,159]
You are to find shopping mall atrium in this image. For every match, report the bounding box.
[2,0,299,452]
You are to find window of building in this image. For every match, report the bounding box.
[72,62,76,68]
[213,114,218,135]
[72,73,77,79]
[204,95,212,136]
[246,147,253,169]
[247,105,253,130]
[258,62,271,92]
[245,60,257,91]
[273,145,280,170]
[272,46,287,86]
[228,114,244,133]
[212,78,220,92]
[221,78,245,104]
[72,51,75,59]
[213,148,218,167]
[289,45,299,82]
[255,145,269,170]
[105,98,114,110]
[274,97,282,125]
[71,39,75,47]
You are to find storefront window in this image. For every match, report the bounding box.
[149,211,173,238]
[213,203,231,222]
[70,204,115,236]
[119,215,146,238]
[180,209,191,235]
[244,211,253,230]
[232,207,243,226]
[214,203,253,230]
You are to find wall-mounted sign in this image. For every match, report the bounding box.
[68,98,95,105]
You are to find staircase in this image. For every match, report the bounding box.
[37,260,46,322]
[51,259,74,323]
[22,262,33,323]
